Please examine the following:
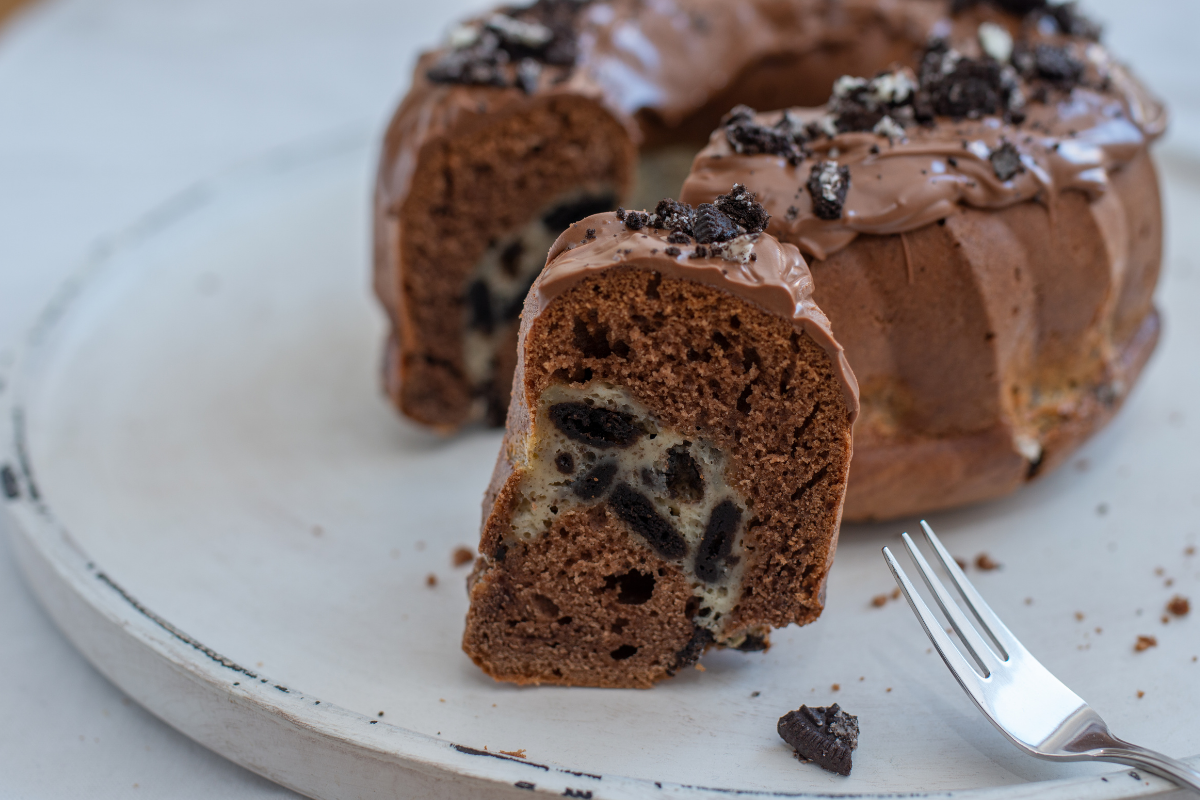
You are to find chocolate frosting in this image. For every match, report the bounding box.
[682,44,1166,259]
[376,0,949,217]
[530,214,860,419]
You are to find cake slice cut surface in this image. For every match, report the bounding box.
[463,189,858,687]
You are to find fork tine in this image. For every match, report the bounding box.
[898,533,1001,676]
[919,520,1026,660]
[882,546,988,704]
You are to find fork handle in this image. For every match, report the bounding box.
[1094,743,1200,794]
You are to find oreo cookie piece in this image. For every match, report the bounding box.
[652,198,696,235]
[549,402,642,448]
[777,704,860,776]
[806,161,851,221]
[989,141,1024,181]
[722,105,809,165]
[693,204,741,244]
[715,184,770,235]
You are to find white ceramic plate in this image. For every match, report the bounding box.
[3,131,1199,800]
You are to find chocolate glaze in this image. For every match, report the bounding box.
[682,43,1165,259]
[376,0,949,218]
[532,214,860,419]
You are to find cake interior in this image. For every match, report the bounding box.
[458,146,699,422]
[506,382,752,643]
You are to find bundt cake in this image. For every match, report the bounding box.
[679,9,1166,520]
[463,190,857,687]
[373,0,1165,519]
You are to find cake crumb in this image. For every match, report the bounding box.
[1134,635,1157,652]
[452,547,475,567]
[1137,690,1145,699]
[891,588,901,600]
[1161,615,1170,625]
[871,594,889,607]
[426,573,439,587]
[1186,546,1196,556]
[500,749,527,758]
[975,553,1001,571]
[886,687,893,693]
[1074,612,1085,622]
[831,683,840,691]
[1025,597,1033,605]
[1167,596,1190,617]
[694,663,706,672]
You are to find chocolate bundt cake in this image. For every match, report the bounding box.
[373,0,1165,519]
[462,191,857,687]
[680,12,1166,519]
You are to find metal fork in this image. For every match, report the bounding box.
[883,521,1200,794]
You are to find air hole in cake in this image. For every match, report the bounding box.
[604,569,656,605]
[462,188,618,415]
[610,644,639,661]
[506,383,752,641]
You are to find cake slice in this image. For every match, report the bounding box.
[463,188,858,687]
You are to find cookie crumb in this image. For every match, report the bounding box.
[989,141,1024,181]
[1137,690,1145,699]
[831,683,840,691]
[500,749,527,758]
[694,663,706,672]
[974,552,1001,571]
[891,588,901,600]
[1134,635,1157,652]
[871,594,889,607]
[452,547,475,567]
[1167,596,1190,617]
[426,573,439,587]
[1074,611,1085,622]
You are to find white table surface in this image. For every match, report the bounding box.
[1,0,1197,797]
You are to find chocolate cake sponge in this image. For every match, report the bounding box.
[463,191,858,687]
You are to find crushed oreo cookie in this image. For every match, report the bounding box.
[1045,2,1102,41]
[623,210,649,230]
[915,40,1025,122]
[426,0,588,92]
[806,161,850,220]
[722,105,809,165]
[714,184,770,234]
[668,626,714,675]
[777,704,860,776]
[1013,42,1084,88]
[652,198,696,236]
[950,0,1046,14]
[609,483,687,559]
[694,500,742,583]
[989,140,1024,181]
[693,204,741,244]
[549,402,641,448]
[816,71,918,137]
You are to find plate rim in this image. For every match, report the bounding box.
[0,131,1185,800]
